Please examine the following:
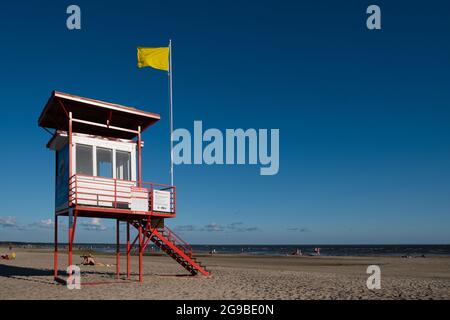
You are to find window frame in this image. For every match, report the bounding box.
[96,147,113,179]
[72,134,136,181]
[116,150,131,181]
[75,144,94,176]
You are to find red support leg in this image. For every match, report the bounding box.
[67,112,73,275]
[68,112,72,200]
[72,211,78,244]
[68,209,78,276]
[127,221,130,279]
[68,211,73,273]
[116,220,120,279]
[137,127,142,187]
[67,111,73,276]
[54,215,58,278]
[139,224,143,283]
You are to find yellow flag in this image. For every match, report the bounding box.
[137,47,169,71]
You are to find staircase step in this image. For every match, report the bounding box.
[131,222,209,276]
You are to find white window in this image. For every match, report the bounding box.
[116,150,131,181]
[96,147,113,178]
[76,144,93,176]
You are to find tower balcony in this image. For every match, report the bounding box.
[62,174,176,219]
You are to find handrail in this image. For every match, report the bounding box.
[134,221,209,276]
[71,173,174,188]
[163,226,193,256]
[68,174,176,215]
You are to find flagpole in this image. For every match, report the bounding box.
[169,39,174,186]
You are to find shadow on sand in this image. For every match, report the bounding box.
[0,263,55,285]
[0,263,196,285]
[0,263,53,277]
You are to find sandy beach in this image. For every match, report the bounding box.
[0,248,449,300]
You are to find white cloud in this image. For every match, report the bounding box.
[174,222,259,233]
[174,225,196,232]
[33,219,54,229]
[201,223,224,232]
[286,227,310,232]
[0,216,18,228]
[227,222,259,232]
[81,218,107,231]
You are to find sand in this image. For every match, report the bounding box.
[0,248,449,300]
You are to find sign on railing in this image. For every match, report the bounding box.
[153,190,172,212]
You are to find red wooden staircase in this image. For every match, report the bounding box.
[131,220,209,276]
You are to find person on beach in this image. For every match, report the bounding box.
[1,252,16,260]
[80,254,96,265]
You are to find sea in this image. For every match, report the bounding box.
[2,242,450,257]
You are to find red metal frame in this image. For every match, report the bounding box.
[116,220,120,279]
[72,117,140,135]
[163,226,193,257]
[50,95,207,285]
[133,222,209,277]
[54,214,58,278]
[68,174,176,217]
[126,222,130,279]
[138,126,142,187]
[138,224,143,282]
[68,111,73,203]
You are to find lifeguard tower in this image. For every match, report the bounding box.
[38,91,209,283]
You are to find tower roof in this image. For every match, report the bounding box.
[38,91,160,139]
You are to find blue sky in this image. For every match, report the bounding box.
[0,1,449,244]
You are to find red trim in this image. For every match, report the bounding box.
[138,225,143,282]
[54,91,161,120]
[55,206,175,219]
[68,112,73,204]
[138,128,142,187]
[116,220,120,279]
[131,233,139,248]
[68,209,76,274]
[54,215,58,278]
[71,211,78,244]
[126,222,130,279]
[57,99,69,118]
[72,117,140,135]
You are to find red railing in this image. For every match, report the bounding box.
[161,226,193,257]
[68,174,175,215]
[134,222,208,275]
